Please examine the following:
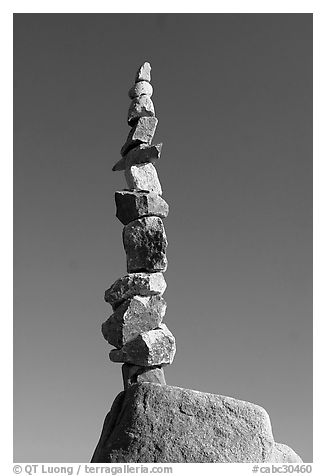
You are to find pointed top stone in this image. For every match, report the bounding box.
[135,62,151,83]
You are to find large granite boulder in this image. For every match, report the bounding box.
[91,383,302,463]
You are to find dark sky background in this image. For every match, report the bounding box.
[13,13,312,462]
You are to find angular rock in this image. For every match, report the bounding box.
[91,382,302,463]
[135,62,151,83]
[104,272,167,310]
[102,295,166,348]
[112,143,162,172]
[115,191,169,225]
[125,163,162,195]
[123,216,168,273]
[109,324,176,366]
[128,96,155,126]
[122,364,166,389]
[121,117,158,157]
[128,81,153,99]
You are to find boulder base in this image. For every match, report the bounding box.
[91,383,302,463]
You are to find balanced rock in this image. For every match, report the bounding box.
[105,272,167,310]
[102,295,167,348]
[123,216,168,273]
[122,364,166,389]
[125,163,162,195]
[121,117,158,157]
[112,143,162,172]
[128,81,153,99]
[109,324,176,366]
[135,62,151,83]
[128,96,155,126]
[91,383,303,463]
[115,191,168,225]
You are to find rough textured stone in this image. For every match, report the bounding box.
[125,163,162,195]
[109,324,176,366]
[128,96,155,126]
[122,364,166,389]
[115,191,169,225]
[128,81,153,99]
[112,143,162,172]
[102,295,166,348]
[123,216,168,273]
[135,62,151,83]
[91,383,302,463]
[121,117,158,157]
[270,443,303,463]
[104,272,167,310]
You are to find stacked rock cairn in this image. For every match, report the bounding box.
[102,62,176,390]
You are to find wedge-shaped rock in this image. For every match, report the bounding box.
[115,191,169,225]
[123,216,168,273]
[135,62,151,83]
[122,363,166,390]
[125,163,162,195]
[128,81,153,99]
[121,117,158,157]
[109,324,176,366]
[91,383,302,463]
[128,96,155,126]
[102,295,166,349]
[112,143,162,172]
[105,272,167,310]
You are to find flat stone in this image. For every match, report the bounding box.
[109,324,176,366]
[121,117,158,157]
[124,163,162,195]
[122,364,166,390]
[102,295,166,348]
[128,81,153,99]
[104,272,167,310]
[128,96,155,126]
[115,191,169,225]
[91,383,302,463]
[112,143,162,172]
[135,62,151,83]
[123,216,168,273]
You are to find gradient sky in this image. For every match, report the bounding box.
[14,13,312,462]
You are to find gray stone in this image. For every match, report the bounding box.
[109,324,176,366]
[121,117,158,157]
[125,163,162,195]
[122,364,166,389]
[102,295,166,348]
[128,96,155,126]
[128,81,153,99]
[270,443,303,463]
[112,143,162,172]
[135,62,151,83]
[123,216,168,273]
[91,383,302,463]
[104,272,167,310]
[115,191,169,225]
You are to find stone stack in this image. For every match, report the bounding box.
[102,62,176,389]
[92,63,303,464]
